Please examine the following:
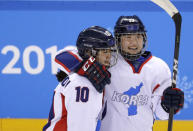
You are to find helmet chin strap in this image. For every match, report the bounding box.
[120,50,143,61]
[119,41,145,61]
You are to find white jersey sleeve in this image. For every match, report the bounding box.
[44,73,102,131]
[151,57,172,120]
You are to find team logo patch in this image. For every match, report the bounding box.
[111,82,148,116]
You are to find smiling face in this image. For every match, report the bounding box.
[120,34,143,55]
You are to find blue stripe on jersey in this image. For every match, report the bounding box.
[43,92,55,131]
[96,120,101,131]
[55,51,81,72]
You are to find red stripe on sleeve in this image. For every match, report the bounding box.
[67,51,82,62]
[102,89,105,106]
[53,94,67,131]
[55,58,71,73]
[152,84,160,93]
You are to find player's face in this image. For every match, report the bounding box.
[96,49,111,67]
[120,34,143,54]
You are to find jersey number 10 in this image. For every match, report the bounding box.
[75,87,89,102]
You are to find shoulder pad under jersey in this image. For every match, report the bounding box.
[55,45,82,74]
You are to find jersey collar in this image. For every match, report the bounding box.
[126,51,152,73]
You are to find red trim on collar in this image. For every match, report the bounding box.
[127,62,136,73]
[127,55,152,74]
[137,55,152,73]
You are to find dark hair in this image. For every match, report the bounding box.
[56,70,68,82]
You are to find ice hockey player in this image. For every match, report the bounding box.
[43,26,117,131]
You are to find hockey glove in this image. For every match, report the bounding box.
[161,86,184,114]
[77,56,111,93]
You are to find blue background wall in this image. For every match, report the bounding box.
[0,0,193,120]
